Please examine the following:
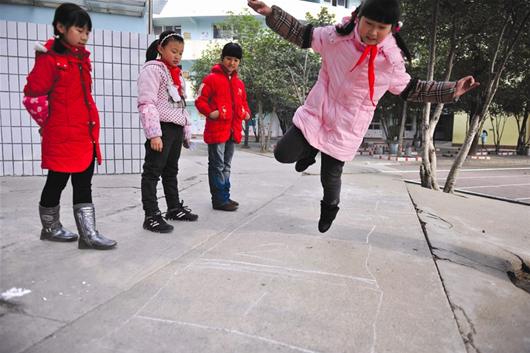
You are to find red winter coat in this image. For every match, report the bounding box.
[23,39,102,173]
[195,64,251,144]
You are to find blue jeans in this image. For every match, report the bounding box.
[208,140,235,207]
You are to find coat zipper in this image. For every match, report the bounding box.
[78,63,96,143]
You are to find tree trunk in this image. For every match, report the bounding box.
[257,100,267,152]
[516,102,529,155]
[264,106,275,151]
[397,101,408,156]
[490,114,508,154]
[243,120,250,148]
[420,0,440,190]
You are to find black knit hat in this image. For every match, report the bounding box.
[359,0,401,25]
[222,42,243,59]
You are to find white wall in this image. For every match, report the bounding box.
[0,3,149,33]
[0,19,162,176]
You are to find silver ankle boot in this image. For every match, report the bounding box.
[39,204,78,242]
[73,203,117,250]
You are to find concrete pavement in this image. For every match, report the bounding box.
[1,142,528,353]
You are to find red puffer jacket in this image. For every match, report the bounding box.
[23,39,102,173]
[195,64,251,144]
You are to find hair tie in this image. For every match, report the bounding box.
[160,33,180,45]
[395,21,403,32]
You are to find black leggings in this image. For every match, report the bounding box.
[40,159,95,207]
[274,126,345,206]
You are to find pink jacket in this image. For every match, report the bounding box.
[137,60,191,141]
[294,24,411,161]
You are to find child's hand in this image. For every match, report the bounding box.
[455,76,480,98]
[209,110,220,119]
[244,113,251,120]
[247,0,272,16]
[150,137,163,152]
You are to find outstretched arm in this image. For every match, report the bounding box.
[248,1,313,49]
[401,76,480,103]
[247,0,272,16]
[454,76,480,99]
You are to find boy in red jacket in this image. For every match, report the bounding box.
[195,43,251,211]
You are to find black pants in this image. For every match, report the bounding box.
[40,159,95,207]
[141,122,184,215]
[274,126,344,206]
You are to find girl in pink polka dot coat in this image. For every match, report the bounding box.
[137,30,198,234]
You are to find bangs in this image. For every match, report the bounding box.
[67,10,92,31]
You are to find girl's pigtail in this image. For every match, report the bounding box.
[52,34,67,54]
[336,6,360,36]
[393,32,412,64]
[145,39,160,62]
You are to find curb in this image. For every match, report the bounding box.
[404,180,530,206]
[372,155,422,162]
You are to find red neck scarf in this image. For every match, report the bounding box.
[159,59,183,97]
[350,45,378,106]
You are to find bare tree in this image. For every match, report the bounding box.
[489,112,509,154]
[515,101,530,155]
[444,7,530,193]
[397,101,408,156]
[419,0,440,189]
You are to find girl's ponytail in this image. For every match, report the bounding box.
[393,32,412,64]
[336,6,360,36]
[145,39,160,62]
[145,30,184,62]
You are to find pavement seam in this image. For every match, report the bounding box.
[408,191,479,353]
[404,180,530,206]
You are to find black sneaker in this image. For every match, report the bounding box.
[166,201,198,221]
[213,202,238,211]
[143,212,174,233]
[295,157,316,172]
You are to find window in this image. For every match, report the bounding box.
[153,25,182,36]
[322,0,352,8]
[213,24,233,39]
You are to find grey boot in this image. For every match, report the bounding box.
[39,204,78,242]
[73,203,117,250]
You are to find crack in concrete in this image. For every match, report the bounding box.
[431,247,508,274]
[1,241,17,249]
[408,194,472,353]
[101,180,203,217]
[416,209,454,229]
[453,305,482,353]
[0,299,67,324]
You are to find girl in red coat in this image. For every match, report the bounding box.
[195,43,251,211]
[23,3,116,250]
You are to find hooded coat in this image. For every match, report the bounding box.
[293,24,411,161]
[23,39,102,172]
